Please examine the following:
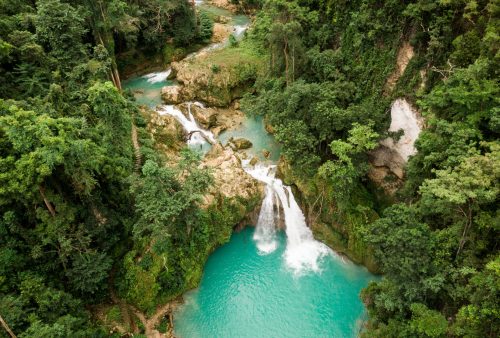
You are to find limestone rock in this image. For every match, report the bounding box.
[385,41,414,93]
[211,23,231,43]
[206,0,238,13]
[201,144,263,206]
[369,98,424,194]
[230,137,252,150]
[161,85,187,104]
[249,157,258,166]
[190,104,218,129]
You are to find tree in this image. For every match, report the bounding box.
[419,142,499,257]
[365,205,443,313]
[35,0,87,66]
[319,122,379,199]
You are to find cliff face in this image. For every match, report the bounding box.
[368,99,424,194]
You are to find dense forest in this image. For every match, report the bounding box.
[0,0,498,337]
[0,0,245,336]
[243,0,499,337]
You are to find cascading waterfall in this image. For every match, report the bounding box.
[160,102,331,274]
[245,163,331,274]
[158,103,216,146]
[253,185,278,254]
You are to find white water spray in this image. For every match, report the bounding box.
[253,185,278,254]
[158,103,216,146]
[245,163,332,274]
[143,69,171,84]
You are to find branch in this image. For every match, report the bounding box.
[0,315,16,338]
[39,185,56,217]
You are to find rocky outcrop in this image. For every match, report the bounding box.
[165,47,262,107]
[201,144,263,207]
[205,0,238,13]
[161,85,187,104]
[229,137,252,150]
[385,41,414,93]
[211,23,232,43]
[369,98,424,194]
[143,108,185,162]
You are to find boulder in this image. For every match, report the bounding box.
[249,157,259,166]
[211,23,231,43]
[201,144,263,206]
[368,98,424,194]
[161,85,186,104]
[230,137,252,150]
[190,104,218,129]
[262,149,270,158]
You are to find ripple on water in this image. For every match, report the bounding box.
[174,228,377,338]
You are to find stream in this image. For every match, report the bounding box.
[123,2,377,337]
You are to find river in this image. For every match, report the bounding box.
[123,2,377,337]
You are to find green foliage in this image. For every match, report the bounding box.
[246,2,499,336]
[319,123,379,199]
[197,10,214,43]
[409,303,448,337]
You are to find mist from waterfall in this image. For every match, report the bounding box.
[245,163,332,274]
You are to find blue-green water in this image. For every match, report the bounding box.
[198,4,250,27]
[123,74,173,107]
[174,228,376,338]
[219,115,281,162]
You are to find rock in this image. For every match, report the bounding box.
[264,123,275,134]
[211,23,231,43]
[202,145,263,206]
[167,67,177,80]
[206,0,238,13]
[249,157,258,166]
[170,49,262,107]
[214,15,231,24]
[233,100,240,110]
[262,149,270,158]
[368,98,424,194]
[385,41,414,93]
[189,104,218,129]
[212,107,245,132]
[212,125,227,136]
[161,85,185,104]
[231,137,252,150]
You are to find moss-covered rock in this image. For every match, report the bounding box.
[166,41,265,107]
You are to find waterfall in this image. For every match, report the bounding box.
[143,69,171,84]
[158,103,216,145]
[245,163,331,274]
[162,100,331,275]
[253,185,278,254]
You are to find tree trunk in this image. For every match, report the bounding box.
[113,65,122,92]
[39,185,56,217]
[0,315,17,338]
[283,40,289,86]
